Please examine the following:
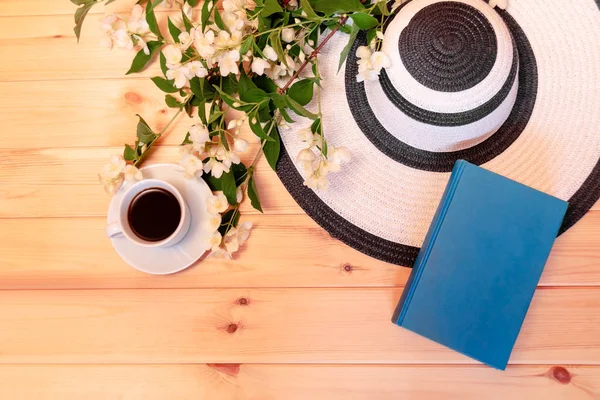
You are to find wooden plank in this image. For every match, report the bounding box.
[0,288,598,364]
[0,79,210,148]
[0,364,598,399]
[0,146,301,217]
[0,13,182,82]
[0,0,140,16]
[1,213,600,289]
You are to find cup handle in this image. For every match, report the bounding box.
[105,222,123,238]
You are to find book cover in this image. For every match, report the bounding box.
[392,160,568,370]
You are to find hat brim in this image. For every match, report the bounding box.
[276,0,600,267]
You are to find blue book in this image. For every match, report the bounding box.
[392,160,568,370]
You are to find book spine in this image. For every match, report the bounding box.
[392,160,467,326]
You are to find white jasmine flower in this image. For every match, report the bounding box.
[489,0,508,9]
[178,31,193,51]
[207,192,229,214]
[217,146,241,167]
[192,29,216,58]
[356,45,372,59]
[179,153,204,179]
[263,45,278,61]
[376,30,385,40]
[122,164,143,181]
[204,158,230,178]
[189,124,210,150]
[222,12,245,32]
[234,137,249,153]
[207,231,223,252]
[100,154,126,181]
[166,65,191,88]
[326,146,351,173]
[281,28,295,43]
[179,143,193,156]
[208,247,233,259]
[188,61,208,78]
[251,57,271,76]
[237,221,252,243]
[206,213,222,232]
[297,128,314,144]
[113,29,134,50]
[370,51,391,70]
[236,186,243,203]
[101,174,125,194]
[162,44,183,68]
[224,229,240,254]
[223,0,246,13]
[296,148,316,163]
[304,173,329,190]
[127,5,150,35]
[217,49,241,76]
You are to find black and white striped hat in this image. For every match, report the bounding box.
[276,0,600,266]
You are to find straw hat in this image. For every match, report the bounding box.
[276,0,600,266]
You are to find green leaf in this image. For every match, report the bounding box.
[338,24,359,72]
[366,28,378,46]
[181,10,194,31]
[221,170,238,206]
[159,51,168,77]
[70,0,90,5]
[187,0,198,6]
[309,0,365,14]
[240,88,269,103]
[201,0,212,31]
[286,96,319,120]
[213,86,252,111]
[218,209,240,236]
[190,77,216,101]
[123,144,137,161]
[213,7,228,32]
[263,122,280,171]
[279,107,295,123]
[232,163,248,185]
[248,177,263,212]
[248,114,276,142]
[208,111,224,124]
[262,0,283,17]
[254,75,278,93]
[269,30,287,67]
[151,76,178,93]
[221,75,239,95]
[288,79,314,106]
[321,137,328,157]
[238,69,257,93]
[165,94,182,108]
[126,41,163,75]
[299,0,318,19]
[350,12,379,30]
[197,101,208,125]
[136,114,157,143]
[73,1,96,42]
[377,1,392,16]
[168,18,182,42]
[240,36,254,56]
[146,2,163,40]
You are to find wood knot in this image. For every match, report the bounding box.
[237,297,249,306]
[159,108,168,114]
[343,263,353,272]
[124,91,143,104]
[550,366,571,384]
[226,323,238,334]
[208,363,240,377]
[53,34,63,39]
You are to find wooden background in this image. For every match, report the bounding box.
[0,1,599,398]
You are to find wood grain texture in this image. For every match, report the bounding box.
[0,364,598,400]
[0,213,599,289]
[0,0,140,16]
[0,288,599,364]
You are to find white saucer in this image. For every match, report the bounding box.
[107,163,213,275]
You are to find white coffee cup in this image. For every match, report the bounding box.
[105,179,191,248]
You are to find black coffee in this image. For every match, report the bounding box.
[128,188,182,242]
